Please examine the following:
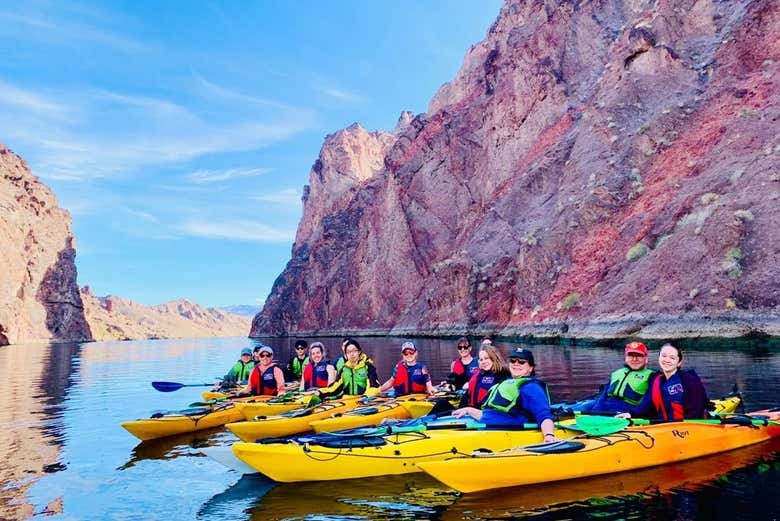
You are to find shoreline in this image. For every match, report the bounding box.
[250,313,780,345]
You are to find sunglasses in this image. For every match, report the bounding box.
[626,353,646,358]
[258,353,272,358]
[508,358,528,365]
[402,350,416,355]
[295,346,306,350]
[457,346,470,350]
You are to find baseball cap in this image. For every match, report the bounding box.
[508,347,535,365]
[240,347,252,356]
[257,345,273,356]
[400,341,416,353]
[625,341,648,355]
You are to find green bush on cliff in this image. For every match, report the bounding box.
[722,247,743,279]
[626,243,650,261]
[559,293,580,310]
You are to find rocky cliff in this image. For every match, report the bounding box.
[253,0,780,339]
[80,287,250,341]
[0,144,91,345]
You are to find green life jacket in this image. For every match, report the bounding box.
[341,353,370,396]
[484,377,549,414]
[291,355,309,378]
[607,367,653,406]
[228,360,255,383]
[335,355,346,373]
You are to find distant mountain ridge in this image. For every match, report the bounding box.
[220,305,262,317]
[81,287,250,341]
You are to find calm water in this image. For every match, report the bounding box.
[1,336,780,520]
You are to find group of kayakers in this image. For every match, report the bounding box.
[219,337,710,439]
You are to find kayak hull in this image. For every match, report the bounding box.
[121,404,244,441]
[232,426,571,482]
[308,397,426,433]
[226,400,359,441]
[419,419,780,493]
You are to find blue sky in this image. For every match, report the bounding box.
[1,0,502,308]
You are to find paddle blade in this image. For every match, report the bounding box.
[570,415,631,435]
[152,381,185,392]
[151,381,214,392]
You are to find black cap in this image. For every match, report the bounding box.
[508,347,535,366]
[456,336,470,346]
[294,339,308,349]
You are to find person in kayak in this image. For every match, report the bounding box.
[459,344,511,408]
[584,341,657,416]
[452,347,558,442]
[299,342,337,392]
[633,343,709,420]
[378,341,437,396]
[317,339,381,398]
[285,339,310,381]
[218,347,255,387]
[444,337,480,391]
[233,345,286,396]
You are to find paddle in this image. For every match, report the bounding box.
[152,381,216,392]
[562,413,775,436]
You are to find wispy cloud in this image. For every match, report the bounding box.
[178,220,295,243]
[314,84,367,104]
[186,167,273,184]
[121,207,158,223]
[252,188,302,206]
[0,80,72,118]
[0,9,146,53]
[0,77,318,181]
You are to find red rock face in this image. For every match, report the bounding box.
[253,0,780,339]
[0,145,92,345]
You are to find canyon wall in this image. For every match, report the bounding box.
[253,0,780,339]
[0,144,91,345]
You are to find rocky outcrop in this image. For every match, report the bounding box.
[81,287,251,341]
[253,0,780,339]
[0,145,91,345]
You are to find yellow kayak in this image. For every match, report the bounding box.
[226,399,360,441]
[235,394,319,420]
[232,422,572,482]
[308,396,424,433]
[121,402,245,441]
[419,415,780,493]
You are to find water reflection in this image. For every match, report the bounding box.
[0,336,778,520]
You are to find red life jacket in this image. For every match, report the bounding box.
[392,361,429,395]
[250,364,279,396]
[650,374,684,420]
[465,370,503,408]
[303,359,331,390]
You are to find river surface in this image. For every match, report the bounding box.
[1,336,779,520]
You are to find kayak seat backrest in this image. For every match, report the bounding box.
[347,406,380,416]
[523,440,586,454]
[313,436,388,449]
[257,436,291,444]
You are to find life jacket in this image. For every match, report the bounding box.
[303,359,331,390]
[651,372,685,420]
[335,355,347,373]
[484,377,550,416]
[250,364,279,396]
[452,357,479,377]
[290,355,309,378]
[606,367,654,406]
[392,361,429,395]
[341,353,372,396]
[228,360,255,382]
[465,370,504,408]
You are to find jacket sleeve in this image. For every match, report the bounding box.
[368,363,380,388]
[583,380,611,413]
[681,369,709,419]
[520,382,553,426]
